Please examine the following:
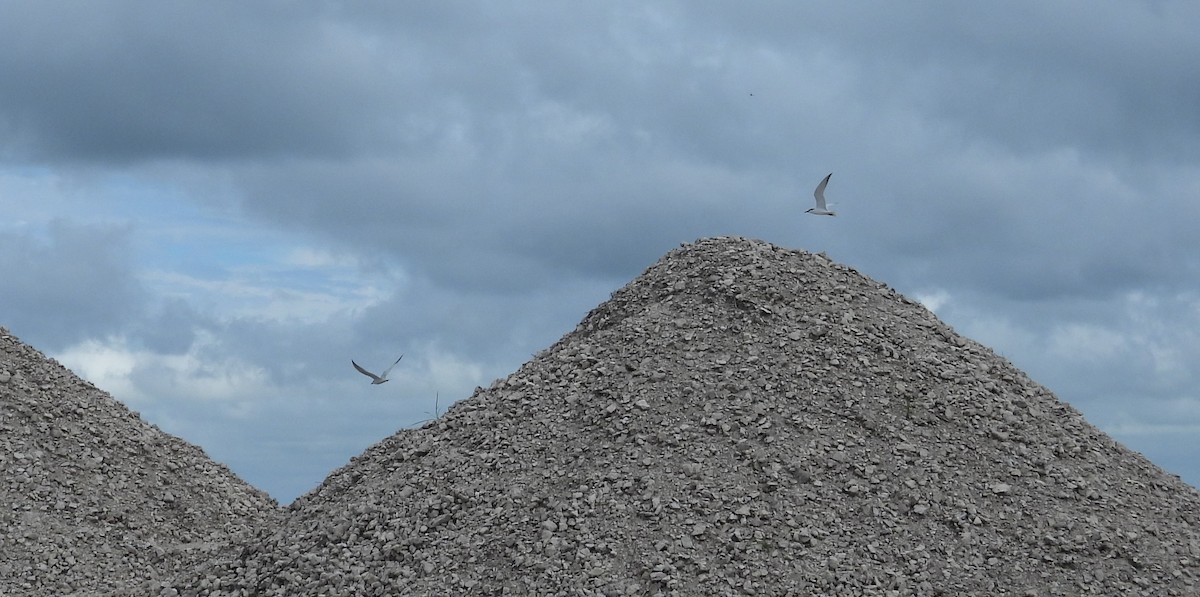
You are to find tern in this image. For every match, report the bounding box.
[352,355,404,385]
[806,173,837,216]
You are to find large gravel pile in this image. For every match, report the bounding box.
[0,327,280,596]
[161,236,1200,596]
[9,236,1199,596]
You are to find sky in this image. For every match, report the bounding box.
[2,1,1198,504]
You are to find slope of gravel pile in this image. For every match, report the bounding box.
[0,327,281,596]
[171,236,1199,596]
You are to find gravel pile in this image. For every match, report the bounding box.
[11,235,1200,596]
[162,236,1200,596]
[0,327,280,596]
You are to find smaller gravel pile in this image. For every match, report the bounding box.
[0,327,280,596]
[166,236,1200,596]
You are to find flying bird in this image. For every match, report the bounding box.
[352,355,404,385]
[806,173,837,216]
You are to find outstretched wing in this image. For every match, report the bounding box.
[352,360,382,382]
[813,173,832,210]
[380,354,404,377]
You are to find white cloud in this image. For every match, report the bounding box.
[913,289,951,313]
[55,332,271,413]
[1046,323,1126,362]
[142,259,395,324]
[1122,291,1200,384]
[281,246,356,269]
[54,338,141,401]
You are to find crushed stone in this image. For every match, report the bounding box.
[164,236,1200,596]
[5,236,1199,596]
[0,328,281,596]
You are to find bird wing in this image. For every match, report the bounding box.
[813,173,832,209]
[352,360,382,381]
[380,354,404,377]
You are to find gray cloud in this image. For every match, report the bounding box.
[0,220,144,350]
[695,1,1200,163]
[3,1,1199,500]
[132,298,205,355]
[0,2,411,163]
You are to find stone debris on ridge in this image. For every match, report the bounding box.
[0,327,281,596]
[164,236,1200,596]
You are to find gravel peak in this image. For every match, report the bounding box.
[178,236,1200,595]
[0,327,281,596]
[14,236,1200,596]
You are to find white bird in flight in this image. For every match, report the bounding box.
[806,173,836,216]
[352,355,404,385]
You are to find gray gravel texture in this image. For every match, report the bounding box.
[166,237,1200,596]
[7,236,1200,596]
[0,328,281,596]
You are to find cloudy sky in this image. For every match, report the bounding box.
[2,2,1198,503]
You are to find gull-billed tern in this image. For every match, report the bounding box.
[807,173,837,216]
[352,355,404,385]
